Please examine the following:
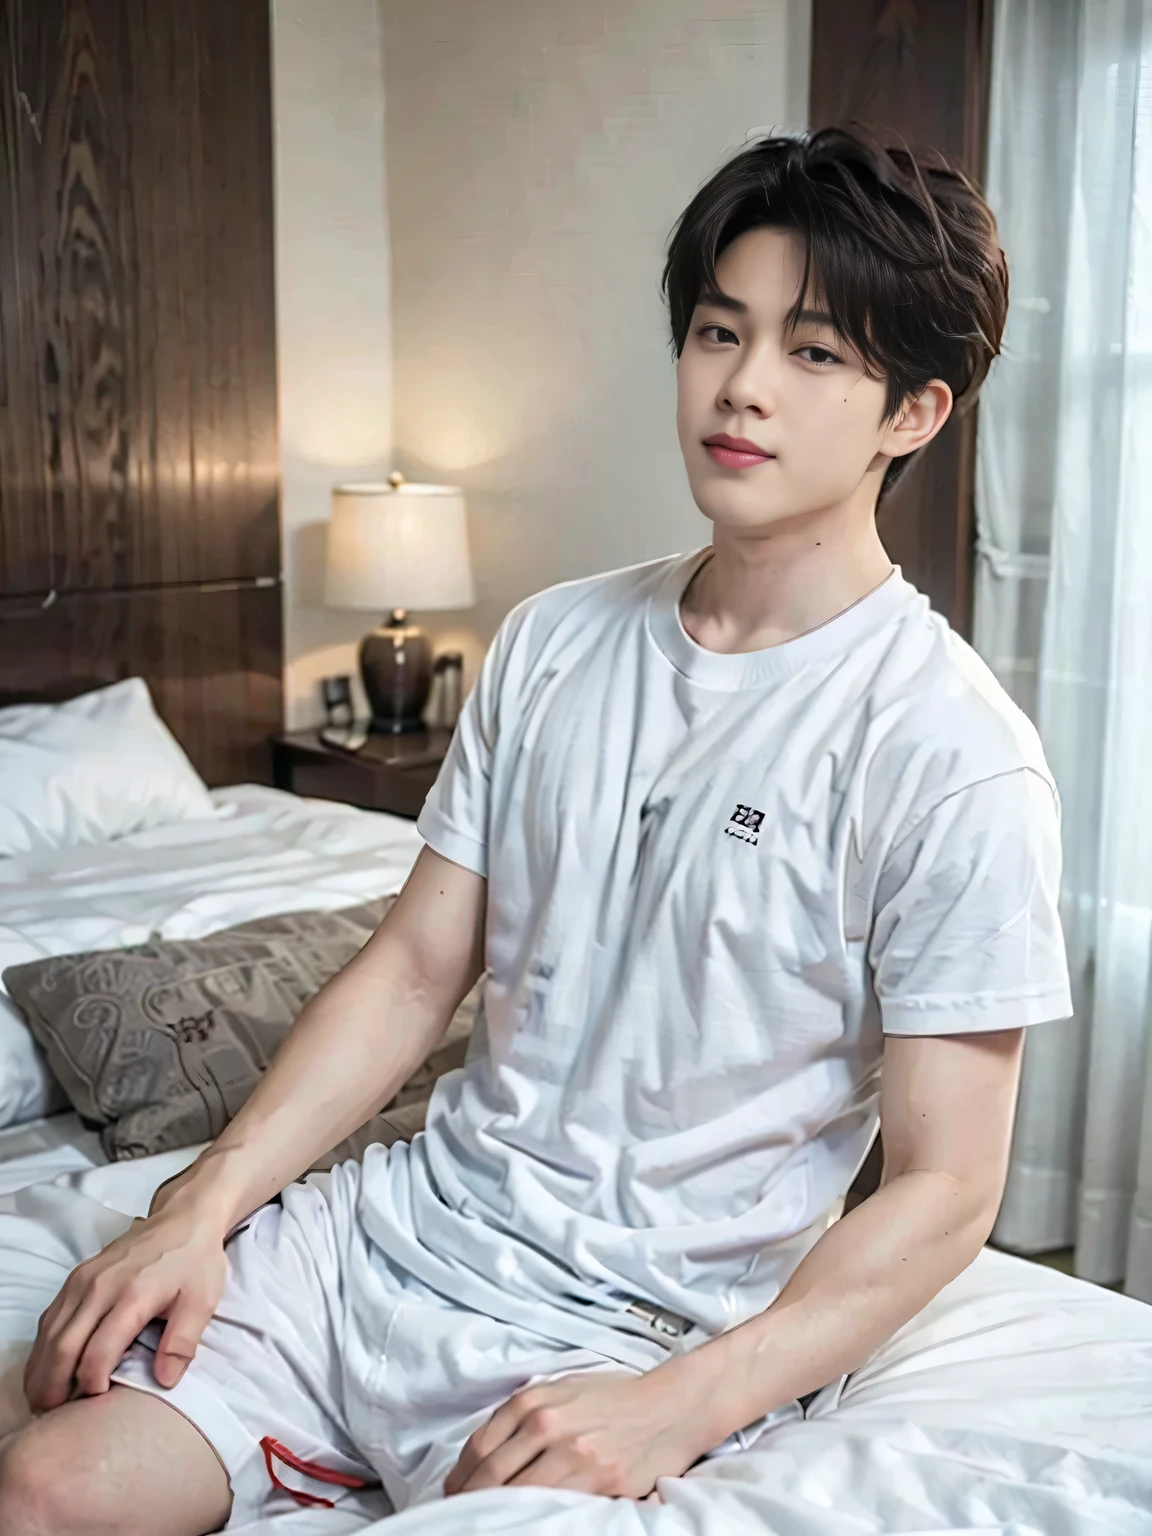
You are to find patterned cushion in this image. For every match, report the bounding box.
[3,898,479,1162]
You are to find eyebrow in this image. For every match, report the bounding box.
[697,289,748,315]
[696,292,837,330]
[789,307,836,329]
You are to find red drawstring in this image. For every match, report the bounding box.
[259,1436,379,1510]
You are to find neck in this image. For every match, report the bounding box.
[680,493,893,654]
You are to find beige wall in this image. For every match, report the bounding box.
[272,0,811,723]
[382,0,811,683]
[271,0,395,728]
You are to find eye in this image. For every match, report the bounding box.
[794,343,843,366]
[697,323,738,345]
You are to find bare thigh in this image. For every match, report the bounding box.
[0,1385,232,1536]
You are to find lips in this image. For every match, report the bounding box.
[702,433,775,469]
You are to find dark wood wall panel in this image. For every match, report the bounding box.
[809,0,991,634]
[0,583,283,786]
[0,0,279,597]
[1,0,282,783]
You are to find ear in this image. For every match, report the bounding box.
[878,379,954,464]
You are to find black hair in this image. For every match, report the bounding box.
[660,125,1009,496]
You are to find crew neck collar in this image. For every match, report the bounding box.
[646,546,921,690]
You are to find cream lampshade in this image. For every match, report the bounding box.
[325,474,475,733]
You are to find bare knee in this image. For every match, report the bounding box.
[0,1389,231,1536]
[0,1422,83,1535]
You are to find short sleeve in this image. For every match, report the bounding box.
[870,768,1072,1035]
[415,617,514,879]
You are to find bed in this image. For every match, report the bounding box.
[0,747,421,1532]
[0,695,1150,1535]
[3,1151,1151,1536]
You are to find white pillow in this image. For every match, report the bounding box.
[0,679,217,856]
[0,994,66,1127]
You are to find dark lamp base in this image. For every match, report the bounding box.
[370,713,426,735]
[359,615,432,734]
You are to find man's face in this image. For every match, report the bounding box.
[676,225,897,533]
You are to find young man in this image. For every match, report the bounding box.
[1,127,1070,1534]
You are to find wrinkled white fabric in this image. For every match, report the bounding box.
[2,1163,1149,1536]
[0,1110,145,1197]
[106,1148,815,1529]
[0,782,424,967]
[405,550,1071,1335]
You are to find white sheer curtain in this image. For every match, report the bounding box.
[976,0,1152,1300]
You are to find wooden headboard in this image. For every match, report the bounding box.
[0,582,282,787]
[0,0,283,786]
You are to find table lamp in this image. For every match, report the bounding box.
[325,473,475,733]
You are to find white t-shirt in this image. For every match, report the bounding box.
[366,548,1071,1342]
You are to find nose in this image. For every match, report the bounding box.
[718,342,778,419]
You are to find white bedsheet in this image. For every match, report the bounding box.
[0,782,425,963]
[0,1146,1149,1536]
[0,783,426,1127]
[0,1111,105,1196]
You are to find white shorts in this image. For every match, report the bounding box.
[110,1150,837,1529]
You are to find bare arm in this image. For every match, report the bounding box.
[155,844,487,1230]
[25,845,486,1411]
[445,1025,1027,1496]
[656,1025,1027,1448]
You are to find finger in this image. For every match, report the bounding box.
[31,1286,78,1347]
[443,1422,497,1495]
[72,1284,172,1398]
[23,1274,92,1398]
[454,1424,552,1494]
[151,1290,217,1388]
[506,1447,599,1493]
[24,1278,121,1411]
[443,1398,532,1495]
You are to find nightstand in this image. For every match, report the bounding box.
[270,727,453,820]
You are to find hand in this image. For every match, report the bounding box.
[443,1366,702,1499]
[23,1185,230,1413]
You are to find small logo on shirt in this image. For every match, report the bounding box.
[724,804,764,845]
